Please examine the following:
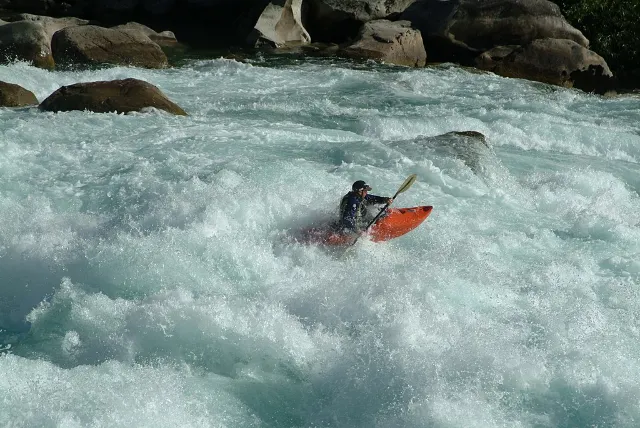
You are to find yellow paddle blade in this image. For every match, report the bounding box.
[393,174,417,198]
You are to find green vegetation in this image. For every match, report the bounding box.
[556,0,640,88]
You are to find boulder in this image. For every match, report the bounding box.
[0,81,38,106]
[112,22,178,47]
[476,38,614,94]
[51,25,168,68]
[340,20,426,67]
[250,0,310,47]
[39,78,187,115]
[401,0,588,64]
[11,13,89,40]
[391,131,490,174]
[0,20,54,69]
[304,0,418,43]
[435,131,490,174]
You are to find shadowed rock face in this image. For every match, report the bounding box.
[340,20,426,67]
[309,0,417,22]
[0,81,38,107]
[39,78,187,115]
[476,38,614,94]
[51,25,168,68]
[303,0,418,43]
[1,0,273,48]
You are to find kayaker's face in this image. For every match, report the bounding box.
[358,189,367,197]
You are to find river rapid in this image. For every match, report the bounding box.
[1,56,639,427]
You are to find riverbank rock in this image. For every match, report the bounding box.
[0,20,54,69]
[250,0,310,47]
[340,20,426,67]
[51,25,168,68]
[112,22,178,47]
[0,81,38,107]
[476,38,614,94]
[10,13,88,39]
[401,0,588,64]
[39,78,187,115]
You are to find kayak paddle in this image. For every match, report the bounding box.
[350,173,417,246]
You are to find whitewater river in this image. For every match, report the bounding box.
[1,56,639,427]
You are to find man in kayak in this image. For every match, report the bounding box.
[339,180,393,234]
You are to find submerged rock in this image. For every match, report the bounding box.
[476,38,614,94]
[433,131,491,173]
[391,131,491,174]
[39,78,187,115]
[51,25,168,69]
[0,81,38,107]
[340,20,426,67]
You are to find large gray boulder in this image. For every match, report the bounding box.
[401,0,588,64]
[304,0,418,42]
[51,25,168,68]
[0,20,54,69]
[251,0,310,47]
[39,78,187,115]
[0,81,38,107]
[476,38,614,94]
[340,20,426,67]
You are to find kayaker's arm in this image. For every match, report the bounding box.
[365,194,393,205]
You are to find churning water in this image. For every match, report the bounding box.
[0,56,639,427]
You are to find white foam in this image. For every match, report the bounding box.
[0,59,639,427]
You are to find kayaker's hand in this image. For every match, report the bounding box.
[387,198,393,204]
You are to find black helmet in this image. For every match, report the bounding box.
[352,180,372,191]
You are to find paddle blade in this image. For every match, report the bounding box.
[393,174,417,198]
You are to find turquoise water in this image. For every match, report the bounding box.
[0,57,639,427]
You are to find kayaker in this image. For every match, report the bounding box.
[339,180,393,234]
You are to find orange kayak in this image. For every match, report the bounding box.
[300,206,433,246]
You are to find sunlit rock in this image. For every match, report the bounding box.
[11,13,89,40]
[340,20,426,67]
[0,21,54,69]
[51,25,168,69]
[401,0,588,64]
[476,38,614,94]
[250,0,310,47]
[39,78,187,115]
[111,22,179,47]
[0,81,38,107]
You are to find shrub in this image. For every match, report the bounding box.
[556,0,640,88]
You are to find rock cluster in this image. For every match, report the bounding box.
[0,0,620,93]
